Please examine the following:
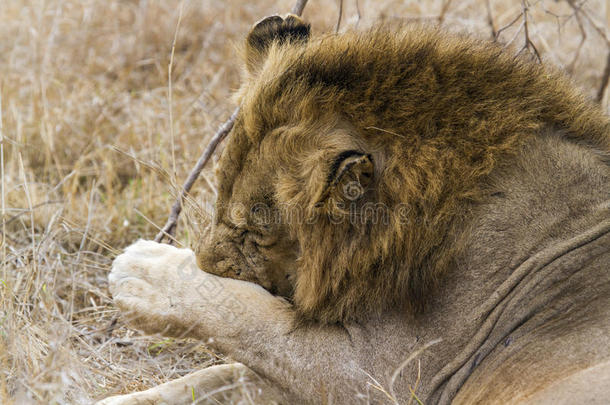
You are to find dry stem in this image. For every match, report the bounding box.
[336,0,344,33]
[154,107,239,243]
[485,0,496,38]
[292,0,309,16]
[564,0,610,101]
[438,0,453,25]
[519,0,542,62]
[598,51,610,102]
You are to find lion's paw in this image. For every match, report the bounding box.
[109,240,199,336]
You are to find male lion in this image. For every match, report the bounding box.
[100,15,610,404]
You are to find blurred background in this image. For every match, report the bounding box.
[0,0,608,403]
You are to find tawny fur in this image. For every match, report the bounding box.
[196,15,610,323]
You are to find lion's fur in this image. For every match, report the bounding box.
[196,16,610,323]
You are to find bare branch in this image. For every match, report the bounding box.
[355,0,361,28]
[568,12,586,72]
[291,0,309,17]
[168,1,185,178]
[561,0,610,85]
[485,0,496,38]
[504,20,525,49]
[564,0,587,74]
[518,0,541,63]
[335,0,344,33]
[155,107,239,243]
[156,0,310,244]
[579,5,610,44]
[597,51,610,103]
[495,11,523,40]
[438,0,453,26]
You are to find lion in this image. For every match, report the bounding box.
[99,15,610,405]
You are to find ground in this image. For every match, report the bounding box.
[0,0,608,403]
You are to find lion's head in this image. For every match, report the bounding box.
[196,15,610,324]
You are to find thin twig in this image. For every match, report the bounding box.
[155,107,239,243]
[61,217,121,255]
[579,7,610,44]
[168,0,185,178]
[597,51,610,103]
[0,90,5,279]
[495,10,523,41]
[565,0,586,73]
[518,0,541,63]
[77,182,96,264]
[407,360,422,405]
[504,20,525,49]
[564,0,610,101]
[438,0,453,26]
[155,0,310,244]
[3,200,64,228]
[358,368,396,404]
[388,338,443,402]
[291,0,309,16]
[355,0,361,27]
[485,0,496,38]
[137,208,183,247]
[18,154,36,268]
[335,0,343,33]
[73,179,96,326]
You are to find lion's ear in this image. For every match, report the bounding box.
[316,151,374,205]
[245,14,310,74]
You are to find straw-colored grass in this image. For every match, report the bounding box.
[1,0,608,403]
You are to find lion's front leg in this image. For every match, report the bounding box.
[108,240,366,403]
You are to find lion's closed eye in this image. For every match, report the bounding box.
[216,259,242,277]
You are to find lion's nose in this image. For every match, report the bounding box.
[196,239,248,276]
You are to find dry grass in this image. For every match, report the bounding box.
[0,0,608,403]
